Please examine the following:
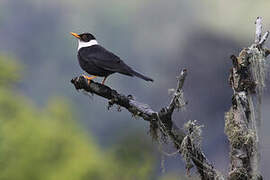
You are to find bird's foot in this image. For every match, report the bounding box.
[83,75,97,84]
[102,77,108,85]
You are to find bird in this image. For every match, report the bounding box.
[70,32,153,85]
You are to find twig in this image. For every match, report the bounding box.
[259,31,269,46]
[168,68,187,113]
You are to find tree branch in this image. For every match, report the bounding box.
[168,68,187,114]
[71,69,224,180]
[259,31,269,46]
[255,17,263,44]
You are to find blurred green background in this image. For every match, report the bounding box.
[0,0,270,179]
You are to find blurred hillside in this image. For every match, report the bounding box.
[0,0,270,178]
[0,55,158,179]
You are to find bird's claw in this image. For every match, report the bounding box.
[82,75,97,85]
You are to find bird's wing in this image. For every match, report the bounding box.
[80,45,133,75]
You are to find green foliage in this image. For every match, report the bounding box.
[110,134,155,180]
[0,54,22,86]
[0,91,114,180]
[0,56,156,180]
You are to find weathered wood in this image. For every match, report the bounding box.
[71,69,223,179]
[226,17,269,180]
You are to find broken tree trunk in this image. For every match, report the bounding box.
[225,17,269,180]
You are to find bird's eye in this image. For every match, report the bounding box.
[82,35,89,42]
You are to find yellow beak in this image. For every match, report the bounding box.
[70,32,80,39]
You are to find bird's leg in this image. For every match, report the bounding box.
[102,77,107,85]
[83,75,97,84]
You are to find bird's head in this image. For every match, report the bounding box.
[70,32,96,42]
[70,32,98,50]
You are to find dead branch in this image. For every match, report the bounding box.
[71,69,224,180]
[255,17,263,44]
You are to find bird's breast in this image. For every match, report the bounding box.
[77,53,112,77]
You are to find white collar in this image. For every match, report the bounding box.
[78,39,98,50]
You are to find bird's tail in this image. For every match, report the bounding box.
[131,70,154,82]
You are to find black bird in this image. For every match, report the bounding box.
[70,32,154,84]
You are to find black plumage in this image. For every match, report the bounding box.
[71,32,153,84]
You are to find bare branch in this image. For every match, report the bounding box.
[255,17,263,43]
[168,68,187,113]
[71,76,155,120]
[71,69,224,179]
[259,31,269,46]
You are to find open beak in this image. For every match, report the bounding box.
[70,32,80,39]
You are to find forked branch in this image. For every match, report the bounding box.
[71,69,224,180]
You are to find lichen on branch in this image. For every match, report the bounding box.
[226,17,269,180]
[71,68,223,179]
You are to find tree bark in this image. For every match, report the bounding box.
[71,69,224,180]
[225,17,269,180]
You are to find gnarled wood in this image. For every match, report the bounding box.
[71,69,223,180]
